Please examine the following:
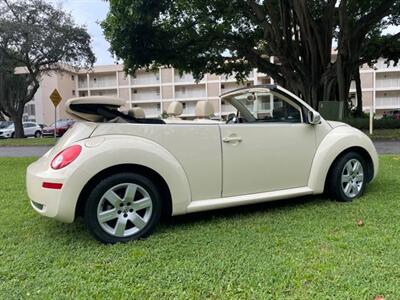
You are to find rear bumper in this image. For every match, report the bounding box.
[26,160,72,222]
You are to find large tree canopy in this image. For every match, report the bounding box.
[0,0,95,137]
[102,0,400,113]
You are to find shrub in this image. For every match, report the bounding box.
[343,118,400,130]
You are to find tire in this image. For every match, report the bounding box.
[84,172,162,244]
[327,151,367,202]
[34,131,42,138]
[11,132,14,138]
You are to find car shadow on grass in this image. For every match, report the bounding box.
[159,194,332,230]
[41,194,336,244]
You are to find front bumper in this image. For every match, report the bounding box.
[0,132,12,138]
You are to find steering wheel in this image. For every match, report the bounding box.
[226,113,238,124]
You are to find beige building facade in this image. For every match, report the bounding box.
[26,59,400,124]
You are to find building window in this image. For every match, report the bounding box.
[133,89,137,94]
[221,84,225,89]
[72,90,76,96]
[157,103,161,109]
[71,75,75,81]
[182,102,186,109]
[156,89,160,96]
[246,82,251,87]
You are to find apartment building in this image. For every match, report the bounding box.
[349,59,400,115]
[25,58,400,125]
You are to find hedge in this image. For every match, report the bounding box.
[343,118,400,130]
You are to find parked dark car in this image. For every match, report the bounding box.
[42,119,75,137]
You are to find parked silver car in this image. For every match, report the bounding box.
[0,122,43,138]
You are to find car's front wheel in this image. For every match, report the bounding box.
[34,131,42,138]
[84,172,162,244]
[327,152,367,202]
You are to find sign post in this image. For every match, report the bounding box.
[49,89,62,139]
[369,106,373,136]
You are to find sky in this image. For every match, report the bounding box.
[47,1,399,67]
[47,0,114,65]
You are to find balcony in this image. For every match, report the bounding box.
[376,75,400,90]
[175,86,206,99]
[131,71,160,86]
[89,74,117,88]
[132,87,160,102]
[375,96,400,109]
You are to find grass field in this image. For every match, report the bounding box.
[0,138,56,147]
[0,156,400,299]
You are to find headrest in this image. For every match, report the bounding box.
[127,107,145,119]
[167,101,183,116]
[195,101,214,118]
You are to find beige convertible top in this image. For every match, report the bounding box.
[65,96,126,121]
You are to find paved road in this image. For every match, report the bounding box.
[373,140,400,154]
[0,141,399,158]
[0,146,51,157]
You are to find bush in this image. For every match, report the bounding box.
[343,118,400,130]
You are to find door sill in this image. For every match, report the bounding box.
[186,187,313,213]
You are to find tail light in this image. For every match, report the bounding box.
[51,145,82,170]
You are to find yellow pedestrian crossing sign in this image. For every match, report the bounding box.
[50,89,62,107]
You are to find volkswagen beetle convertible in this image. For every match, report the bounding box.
[26,85,378,243]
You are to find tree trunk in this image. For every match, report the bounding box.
[10,109,24,138]
[354,68,363,117]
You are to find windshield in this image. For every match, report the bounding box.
[0,122,12,129]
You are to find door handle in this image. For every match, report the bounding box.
[223,136,242,143]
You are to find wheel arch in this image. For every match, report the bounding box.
[75,164,172,220]
[308,126,378,194]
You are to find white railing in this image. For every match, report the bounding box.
[132,73,160,85]
[132,93,160,101]
[90,76,117,88]
[175,89,206,99]
[174,72,195,83]
[375,97,400,109]
[376,77,400,89]
[78,80,88,89]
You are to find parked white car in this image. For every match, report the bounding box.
[26,85,378,243]
[0,122,42,138]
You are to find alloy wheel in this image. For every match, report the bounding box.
[341,158,364,198]
[96,183,153,237]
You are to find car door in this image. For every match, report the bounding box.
[23,123,34,136]
[220,89,317,197]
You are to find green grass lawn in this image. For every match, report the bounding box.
[0,138,56,147]
[1,156,400,298]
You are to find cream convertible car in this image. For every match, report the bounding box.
[27,85,378,243]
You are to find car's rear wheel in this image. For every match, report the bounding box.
[34,131,42,138]
[327,152,367,202]
[84,172,162,244]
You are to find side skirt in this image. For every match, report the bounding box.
[186,187,314,213]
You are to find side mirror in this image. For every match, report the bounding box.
[308,111,321,125]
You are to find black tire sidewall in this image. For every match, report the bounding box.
[84,172,162,244]
[35,131,42,138]
[329,152,367,202]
